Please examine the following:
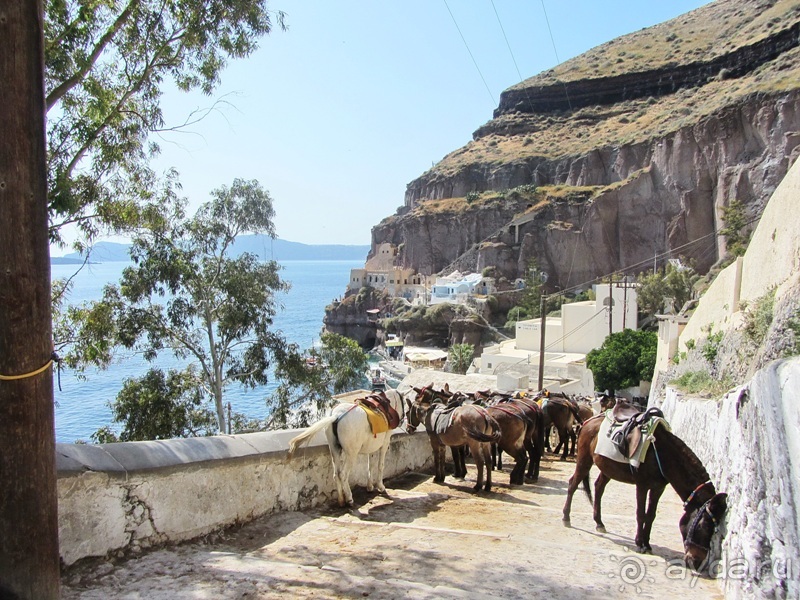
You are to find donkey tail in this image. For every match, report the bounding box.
[287,415,337,457]
[581,475,593,504]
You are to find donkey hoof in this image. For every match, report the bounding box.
[562,519,571,528]
[596,525,607,534]
[636,545,652,554]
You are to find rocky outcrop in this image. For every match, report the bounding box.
[494,21,800,116]
[363,1,800,289]
[390,89,800,286]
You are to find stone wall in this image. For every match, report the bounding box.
[57,428,433,566]
[655,357,800,599]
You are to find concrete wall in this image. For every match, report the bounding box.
[655,357,800,599]
[57,428,433,566]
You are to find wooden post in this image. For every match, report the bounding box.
[537,294,546,391]
[0,1,61,598]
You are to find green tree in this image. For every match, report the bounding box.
[71,178,289,433]
[636,262,697,317]
[267,332,370,429]
[720,200,750,257]
[448,343,475,375]
[44,0,286,248]
[92,368,216,442]
[586,329,658,393]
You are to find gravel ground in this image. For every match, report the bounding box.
[62,455,724,599]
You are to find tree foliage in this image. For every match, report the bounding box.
[636,262,697,317]
[44,0,286,248]
[67,179,289,433]
[91,368,216,442]
[448,343,474,375]
[720,200,750,257]
[267,333,370,430]
[586,329,657,393]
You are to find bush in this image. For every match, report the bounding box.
[586,329,657,393]
[670,371,732,396]
[743,289,775,344]
[466,191,481,203]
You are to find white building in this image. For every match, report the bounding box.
[348,243,428,301]
[476,283,639,395]
[429,271,484,305]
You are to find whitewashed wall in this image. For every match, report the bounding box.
[657,357,800,599]
[57,428,433,566]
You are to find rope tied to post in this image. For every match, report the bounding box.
[0,351,62,390]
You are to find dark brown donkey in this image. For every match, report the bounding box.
[407,388,501,492]
[541,392,583,460]
[486,395,546,483]
[562,407,727,571]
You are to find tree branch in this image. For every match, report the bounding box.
[46,0,141,112]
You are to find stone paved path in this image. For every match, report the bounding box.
[62,455,724,599]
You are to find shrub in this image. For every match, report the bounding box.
[701,330,724,362]
[743,289,775,344]
[466,191,481,203]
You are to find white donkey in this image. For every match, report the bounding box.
[288,389,405,506]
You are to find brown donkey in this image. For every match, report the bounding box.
[407,389,501,492]
[562,412,727,571]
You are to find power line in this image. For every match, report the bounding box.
[443,0,496,107]
[539,0,572,111]
[490,0,524,83]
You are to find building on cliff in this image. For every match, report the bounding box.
[475,283,638,396]
[429,271,489,305]
[347,242,428,303]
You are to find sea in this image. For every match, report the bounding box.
[51,259,361,443]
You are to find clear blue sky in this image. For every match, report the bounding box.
[115,1,711,248]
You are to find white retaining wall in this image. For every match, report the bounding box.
[656,357,800,599]
[56,428,433,566]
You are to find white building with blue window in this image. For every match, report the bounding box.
[429,272,484,305]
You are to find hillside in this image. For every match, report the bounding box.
[369,0,800,291]
[53,237,369,264]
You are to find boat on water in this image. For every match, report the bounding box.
[369,368,387,391]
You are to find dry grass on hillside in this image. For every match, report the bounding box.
[430,46,800,177]
[516,0,800,86]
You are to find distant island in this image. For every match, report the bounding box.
[51,236,370,264]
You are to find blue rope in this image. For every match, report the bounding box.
[652,440,667,481]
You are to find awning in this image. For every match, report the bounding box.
[386,340,404,347]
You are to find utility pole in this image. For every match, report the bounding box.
[607,276,614,337]
[0,2,61,598]
[537,294,547,391]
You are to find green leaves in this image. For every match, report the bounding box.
[448,343,475,375]
[45,0,286,247]
[586,329,657,393]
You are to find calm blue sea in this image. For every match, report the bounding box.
[51,260,360,443]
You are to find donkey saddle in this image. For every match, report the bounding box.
[608,404,664,459]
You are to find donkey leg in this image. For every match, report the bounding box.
[338,451,359,506]
[593,472,611,533]
[633,484,650,552]
[433,444,446,483]
[328,445,346,507]
[365,452,375,492]
[485,444,494,491]
[374,440,390,493]
[560,428,571,461]
[639,485,665,553]
[469,442,485,492]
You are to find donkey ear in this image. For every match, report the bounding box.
[444,383,450,393]
[710,493,728,517]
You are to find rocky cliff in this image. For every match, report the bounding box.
[371,0,800,289]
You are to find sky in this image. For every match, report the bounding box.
[72,0,712,252]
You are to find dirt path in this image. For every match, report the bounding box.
[62,456,724,599]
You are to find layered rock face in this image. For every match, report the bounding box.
[370,0,800,288]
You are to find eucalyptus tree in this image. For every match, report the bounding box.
[78,179,289,433]
[44,0,286,248]
[268,332,370,429]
